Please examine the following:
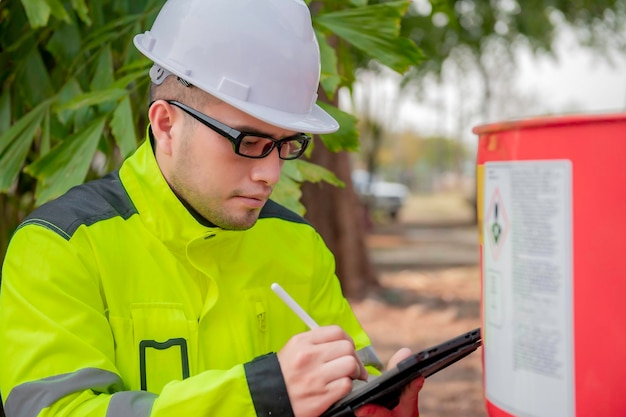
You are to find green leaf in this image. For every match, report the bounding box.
[0,99,51,156]
[26,116,106,205]
[15,48,54,106]
[82,14,149,53]
[20,0,51,28]
[273,158,344,215]
[41,110,51,156]
[317,102,359,152]
[0,119,41,191]
[70,0,92,25]
[117,57,152,75]
[273,170,305,215]
[0,101,51,191]
[45,23,82,66]
[315,1,424,73]
[316,29,341,99]
[281,157,304,183]
[91,45,114,91]
[110,96,137,158]
[18,0,70,27]
[293,159,344,187]
[111,68,151,91]
[55,89,127,112]
[43,0,71,23]
[56,78,83,125]
[0,90,11,136]
[336,41,357,89]
[91,45,116,113]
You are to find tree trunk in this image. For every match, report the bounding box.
[303,2,379,300]
[301,141,379,300]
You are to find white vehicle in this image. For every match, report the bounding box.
[352,170,409,220]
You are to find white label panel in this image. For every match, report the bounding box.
[483,160,574,417]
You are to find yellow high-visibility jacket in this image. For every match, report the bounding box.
[0,135,381,417]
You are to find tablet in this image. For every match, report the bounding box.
[320,327,482,417]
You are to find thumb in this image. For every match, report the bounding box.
[387,347,413,368]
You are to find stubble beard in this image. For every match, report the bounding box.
[199,203,261,231]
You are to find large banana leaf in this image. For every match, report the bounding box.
[25,116,107,203]
[0,100,51,191]
[315,1,424,74]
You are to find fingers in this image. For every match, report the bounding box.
[387,348,424,417]
[307,325,358,345]
[320,350,367,381]
[395,376,424,417]
[297,326,369,380]
[355,347,425,417]
[354,377,424,417]
[277,326,370,417]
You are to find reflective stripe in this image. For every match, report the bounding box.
[357,346,384,371]
[4,368,123,417]
[107,391,157,417]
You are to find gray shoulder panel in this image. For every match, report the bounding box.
[17,171,137,240]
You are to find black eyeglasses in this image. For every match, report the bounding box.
[166,100,311,160]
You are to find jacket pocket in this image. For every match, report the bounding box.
[110,303,197,394]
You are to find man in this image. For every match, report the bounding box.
[0,0,423,416]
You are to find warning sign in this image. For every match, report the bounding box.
[485,188,508,260]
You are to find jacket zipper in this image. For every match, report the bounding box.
[255,300,268,352]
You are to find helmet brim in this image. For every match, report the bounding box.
[218,95,340,134]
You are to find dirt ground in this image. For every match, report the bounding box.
[349,193,489,417]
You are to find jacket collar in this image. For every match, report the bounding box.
[119,129,218,249]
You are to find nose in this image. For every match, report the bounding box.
[250,147,283,186]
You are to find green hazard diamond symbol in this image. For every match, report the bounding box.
[491,203,502,243]
[486,188,508,260]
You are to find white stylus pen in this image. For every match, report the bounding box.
[271,282,319,329]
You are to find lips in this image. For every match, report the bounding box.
[235,193,270,209]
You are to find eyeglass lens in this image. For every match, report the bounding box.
[239,136,305,159]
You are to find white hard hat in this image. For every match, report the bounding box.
[134,0,339,134]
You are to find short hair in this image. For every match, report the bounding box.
[149,76,221,109]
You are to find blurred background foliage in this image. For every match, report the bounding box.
[1,0,625,280]
[0,0,423,267]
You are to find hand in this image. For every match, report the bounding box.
[354,348,425,417]
[277,325,368,417]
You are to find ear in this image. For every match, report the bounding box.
[149,100,178,156]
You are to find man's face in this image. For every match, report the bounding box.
[157,99,293,230]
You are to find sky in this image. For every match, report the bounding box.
[515,35,626,116]
[344,28,626,146]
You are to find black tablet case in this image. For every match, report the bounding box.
[321,327,482,417]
